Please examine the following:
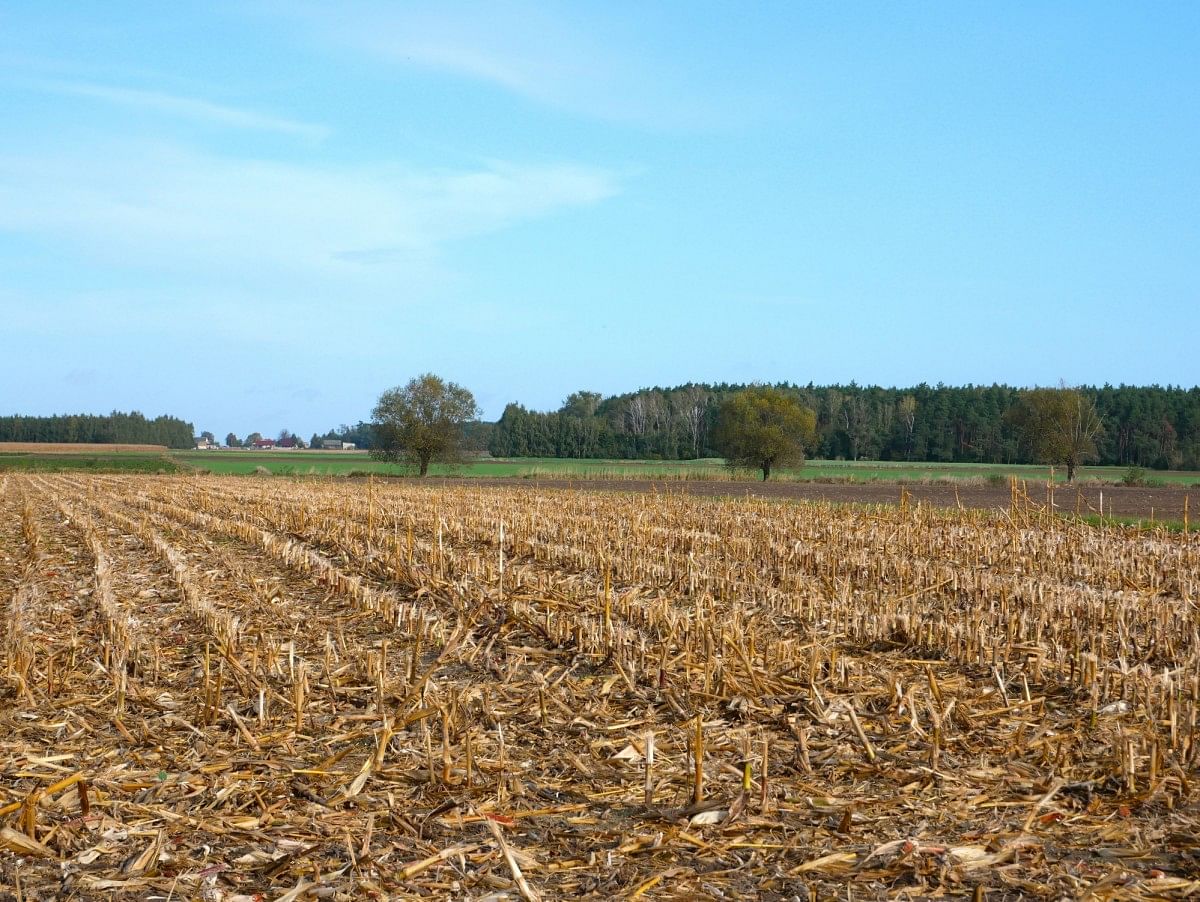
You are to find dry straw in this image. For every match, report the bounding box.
[0,472,1197,898]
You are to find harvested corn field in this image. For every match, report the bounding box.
[2,474,1199,900]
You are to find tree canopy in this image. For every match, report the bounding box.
[1008,386,1103,482]
[0,411,195,448]
[486,382,1198,470]
[370,374,480,476]
[713,387,817,480]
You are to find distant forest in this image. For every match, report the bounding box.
[12,383,1197,469]
[487,383,1200,470]
[0,412,195,449]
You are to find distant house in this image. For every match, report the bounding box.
[321,439,357,451]
[278,437,298,449]
[252,439,276,449]
[194,436,218,450]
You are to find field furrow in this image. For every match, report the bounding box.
[2,473,1199,899]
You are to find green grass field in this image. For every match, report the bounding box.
[4,448,1198,485]
[168,451,1200,485]
[0,452,183,474]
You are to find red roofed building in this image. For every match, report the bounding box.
[252,438,276,449]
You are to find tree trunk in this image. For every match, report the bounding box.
[419,455,430,477]
[761,460,771,481]
[1066,460,1076,483]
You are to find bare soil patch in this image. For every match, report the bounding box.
[0,442,167,453]
[429,477,1194,521]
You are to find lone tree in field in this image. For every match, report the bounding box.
[371,374,480,476]
[1009,385,1103,482]
[714,387,817,481]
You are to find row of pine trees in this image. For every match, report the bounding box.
[0,412,195,449]
[488,383,1200,470]
[7,383,1197,469]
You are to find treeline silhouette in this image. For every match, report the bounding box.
[0,411,196,449]
[488,383,1200,469]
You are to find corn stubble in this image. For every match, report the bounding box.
[1,472,1198,899]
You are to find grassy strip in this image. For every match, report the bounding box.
[171,451,1200,485]
[0,453,182,474]
[1070,513,1189,534]
[10,448,1196,485]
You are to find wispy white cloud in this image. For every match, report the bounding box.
[0,141,620,278]
[347,8,585,105]
[36,79,329,140]
[266,1,742,129]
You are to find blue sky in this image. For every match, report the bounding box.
[2,2,1197,437]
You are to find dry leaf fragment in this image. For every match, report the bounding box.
[805,796,845,813]
[76,847,103,864]
[121,830,163,875]
[610,742,643,763]
[947,843,1025,870]
[272,878,311,902]
[791,851,857,875]
[0,826,55,857]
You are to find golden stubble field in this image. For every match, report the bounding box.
[1,474,1198,900]
[0,444,169,454]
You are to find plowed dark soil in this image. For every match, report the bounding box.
[430,477,1194,521]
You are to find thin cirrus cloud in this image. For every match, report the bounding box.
[274,1,732,129]
[35,79,329,140]
[0,142,621,275]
